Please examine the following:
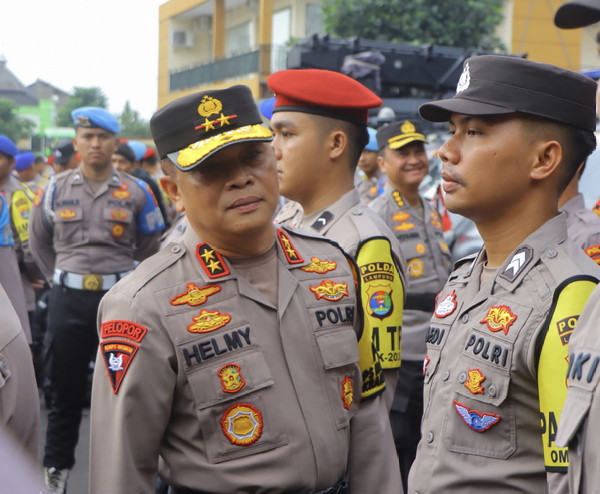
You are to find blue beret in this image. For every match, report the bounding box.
[0,135,18,158]
[14,152,35,171]
[71,107,120,134]
[259,97,276,120]
[365,127,378,151]
[127,140,147,161]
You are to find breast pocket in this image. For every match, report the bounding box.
[54,206,83,244]
[104,208,134,245]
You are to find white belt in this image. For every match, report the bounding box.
[53,269,133,291]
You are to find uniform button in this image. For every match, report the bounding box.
[458,372,467,383]
[461,314,469,324]
[442,371,450,381]
[547,250,557,259]
[171,245,181,253]
[426,432,434,443]
[489,383,497,397]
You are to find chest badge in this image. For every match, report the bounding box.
[221,403,263,446]
[464,369,486,394]
[112,188,130,200]
[187,309,231,333]
[341,376,354,410]
[408,258,424,277]
[480,305,517,336]
[218,363,246,393]
[453,400,500,432]
[301,257,337,274]
[392,211,410,223]
[309,280,349,301]
[434,290,457,318]
[170,283,221,307]
[111,209,128,221]
[366,284,393,319]
[59,208,76,219]
[111,224,124,238]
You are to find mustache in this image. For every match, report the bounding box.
[442,167,465,186]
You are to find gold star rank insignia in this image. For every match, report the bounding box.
[277,229,304,264]
[196,243,231,279]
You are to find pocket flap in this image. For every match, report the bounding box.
[556,388,592,447]
[315,328,359,369]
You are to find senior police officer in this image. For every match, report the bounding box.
[407,55,600,494]
[369,119,451,490]
[89,85,401,494]
[268,69,407,412]
[29,107,164,493]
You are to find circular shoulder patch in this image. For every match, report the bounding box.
[221,403,263,446]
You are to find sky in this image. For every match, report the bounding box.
[0,0,166,121]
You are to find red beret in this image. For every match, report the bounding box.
[267,69,382,124]
[143,147,157,159]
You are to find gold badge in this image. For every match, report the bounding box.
[407,258,424,277]
[111,209,128,221]
[218,364,246,394]
[395,222,415,231]
[82,274,103,291]
[392,211,410,223]
[301,257,337,274]
[111,224,125,238]
[196,243,230,278]
[464,369,486,394]
[401,120,416,134]
[221,403,263,446]
[170,283,222,307]
[341,376,354,410]
[416,243,426,254]
[480,305,517,336]
[187,309,231,333]
[309,280,349,301]
[59,208,76,219]
[113,189,130,200]
[76,115,91,127]
[392,191,404,207]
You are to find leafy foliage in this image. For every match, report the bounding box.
[119,101,151,138]
[0,98,36,142]
[55,87,109,127]
[322,0,505,50]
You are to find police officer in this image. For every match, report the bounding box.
[29,107,164,493]
[369,119,451,490]
[89,85,400,494]
[356,127,383,204]
[51,139,79,173]
[13,151,46,193]
[268,69,407,414]
[407,55,600,493]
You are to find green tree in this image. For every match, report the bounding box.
[119,101,151,138]
[56,87,109,127]
[322,0,505,50]
[0,98,36,142]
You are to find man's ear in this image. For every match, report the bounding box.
[530,139,563,181]
[160,175,186,213]
[328,129,347,160]
[376,153,386,173]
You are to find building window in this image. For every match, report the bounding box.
[226,21,254,56]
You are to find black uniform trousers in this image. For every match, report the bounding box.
[43,284,105,469]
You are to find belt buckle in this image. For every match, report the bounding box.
[82,274,103,291]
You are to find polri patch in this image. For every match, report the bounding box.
[453,400,500,432]
[341,376,354,410]
[100,340,139,394]
[188,309,231,333]
[480,305,517,336]
[464,369,485,394]
[221,403,263,446]
[434,290,457,318]
[170,283,221,307]
[276,228,304,264]
[218,363,246,393]
[301,257,337,274]
[309,280,349,301]
[196,243,230,278]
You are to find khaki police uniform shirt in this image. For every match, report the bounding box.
[29,167,162,281]
[561,193,600,265]
[0,282,39,458]
[356,174,380,204]
[408,214,600,494]
[556,283,600,494]
[370,184,451,360]
[90,225,401,494]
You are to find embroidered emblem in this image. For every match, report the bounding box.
[221,403,263,446]
[301,257,337,274]
[309,280,349,301]
[395,222,415,231]
[401,120,416,134]
[408,258,424,277]
[453,400,500,432]
[392,191,404,207]
[101,320,147,342]
[480,305,517,336]
[59,208,76,219]
[111,209,128,221]
[430,218,442,229]
[100,340,139,394]
[556,315,579,346]
[196,243,230,279]
[434,290,458,318]
[218,363,246,393]
[416,243,426,254]
[500,246,533,282]
[423,356,430,376]
[439,241,449,253]
[195,96,238,133]
[76,115,91,126]
[341,376,354,410]
[119,181,129,190]
[33,189,43,207]
[112,189,130,200]
[456,62,471,93]
[366,284,394,320]
[585,245,600,265]
[188,309,231,333]
[464,369,486,394]
[310,211,333,232]
[170,283,222,307]
[276,229,304,264]
[111,224,125,238]
[392,211,411,223]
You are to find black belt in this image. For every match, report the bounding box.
[168,478,347,494]
[405,292,437,312]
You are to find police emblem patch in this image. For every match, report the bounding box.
[301,257,337,274]
[453,400,500,432]
[341,376,354,410]
[309,280,349,301]
[170,283,222,307]
[221,403,263,446]
[112,189,130,200]
[434,290,458,318]
[392,211,411,223]
[464,369,486,394]
[111,224,125,238]
[408,258,424,277]
[480,305,517,335]
[366,284,394,320]
[218,363,246,393]
[100,340,139,394]
[195,96,238,133]
[196,243,231,278]
[277,229,304,264]
[187,309,231,333]
[59,208,76,219]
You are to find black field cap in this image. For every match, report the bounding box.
[150,85,273,171]
[419,55,597,131]
[555,0,600,28]
[376,120,427,151]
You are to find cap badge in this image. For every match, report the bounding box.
[195,95,238,133]
[76,115,91,127]
[456,63,471,93]
[218,363,246,393]
[401,120,416,134]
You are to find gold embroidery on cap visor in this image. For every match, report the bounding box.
[169,124,273,170]
[387,132,427,150]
